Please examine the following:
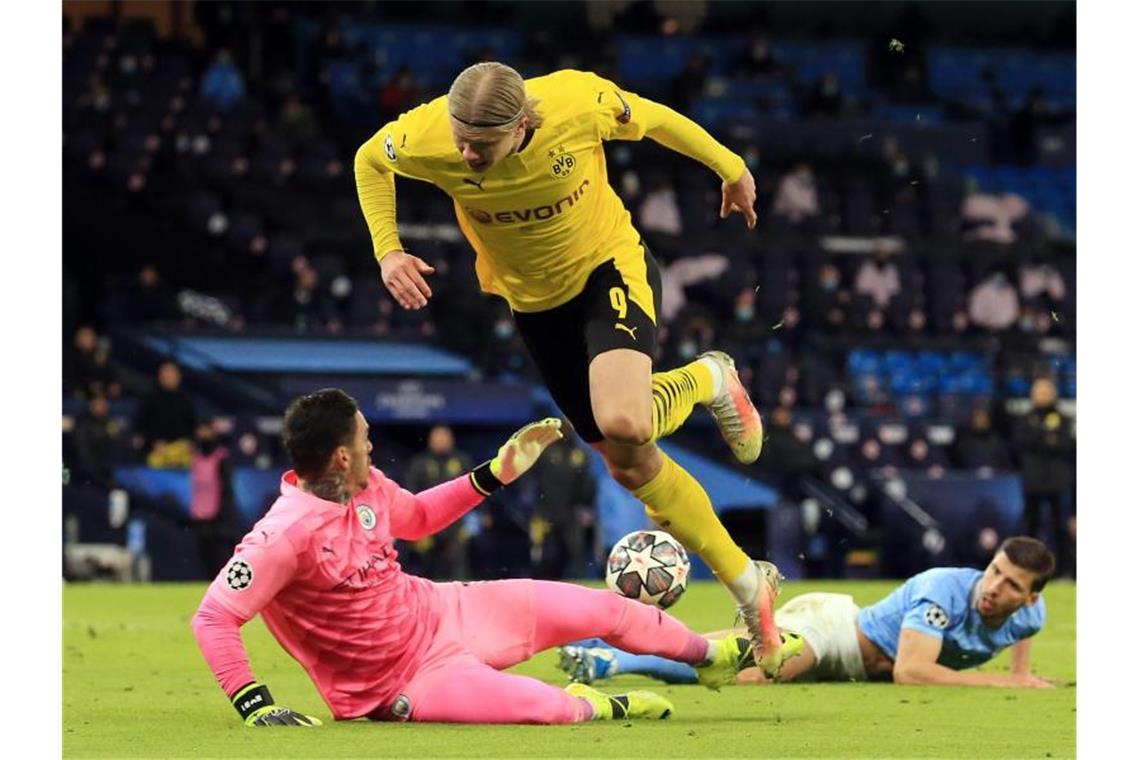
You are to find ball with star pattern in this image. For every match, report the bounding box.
[604,530,690,609]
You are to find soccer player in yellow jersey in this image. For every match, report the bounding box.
[355,62,786,673]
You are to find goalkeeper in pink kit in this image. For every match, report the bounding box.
[192,389,751,726]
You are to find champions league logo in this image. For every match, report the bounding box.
[225,559,253,591]
[356,504,377,530]
[924,603,950,630]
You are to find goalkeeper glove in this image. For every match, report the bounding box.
[231,682,322,727]
[470,418,563,494]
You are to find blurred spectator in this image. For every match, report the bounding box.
[480,310,531,379]
[891,63,929,102]
[1012,305,1055,343]
[961,193,1030,244]
[734,35,780,77]
[76,74,113,115]
[189,421,235,578]
[853,249,901,309]
[772,163,821,227]
[953,407,1012,473]
[199,49,246,111]
[468,489,532,579]
[378,66,420,121]
[638,175,683,235]
[72,395,119,488]
[656,0,709,34]
[905,437,949,473]
[666,311,717,365]
[659,254,730,324]
[530,433,598,579]
[403,425,474,579]
[756,405,816,485]
[968,269,1019,331]
[276,93,319,144]
[1014,377,1075,577]
[133,361,198,468]
[271,261,337,333]
[804,72,844,117]
[883,145,914,188]
[1010,88,1050,165]
[64,325,120,400]
[127,264,178,323]
[720,287,770,359]
[669,50,709,111]
[1018,259,1066,309]
[800,262,848,332]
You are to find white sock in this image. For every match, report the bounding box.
[698,356,726,396]
[702,638,719,666]
[724,561,759,606]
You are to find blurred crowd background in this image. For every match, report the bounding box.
[62,0,1076,586]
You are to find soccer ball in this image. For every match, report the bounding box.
[604,530,690,609]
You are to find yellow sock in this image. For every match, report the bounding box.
[633,452,750,582]
[650,360,716,441]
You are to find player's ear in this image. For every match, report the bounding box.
[1026,591,1039,607]
[332,445,351,472]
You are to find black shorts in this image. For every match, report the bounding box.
[513,244,662,444]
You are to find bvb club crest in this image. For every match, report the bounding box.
[549,145,576,179]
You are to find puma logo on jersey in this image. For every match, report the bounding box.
[614,323,638,340]
[463,177,486,191]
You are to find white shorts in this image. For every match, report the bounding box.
[774,592,867,682]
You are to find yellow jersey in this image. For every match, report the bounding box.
[355,69,745,314]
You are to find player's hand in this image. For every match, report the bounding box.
[379,249,436,310]
[247,706,323,726]
[721,168,758,229]
[1010,673,1055,689]
[232,682,323,727]
[491,418,563,484]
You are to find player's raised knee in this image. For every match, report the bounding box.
[596,411,653,447]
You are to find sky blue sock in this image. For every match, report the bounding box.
[610,650,699,684]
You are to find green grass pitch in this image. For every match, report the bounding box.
[63,580,1075,758]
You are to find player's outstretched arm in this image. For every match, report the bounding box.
[388,419,564,541]
[192,595,324,725]
[634,100,757,229]
[191,537,322,724]
[354,133,435,310]
[894,630,1054,688]
[1008,638,1033,676]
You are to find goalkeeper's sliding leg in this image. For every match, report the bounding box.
[392,580,751,723]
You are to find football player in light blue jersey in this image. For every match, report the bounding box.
[560,537,1056,688]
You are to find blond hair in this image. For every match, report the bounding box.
[447,62,543,138]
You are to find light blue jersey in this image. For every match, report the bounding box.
[857,567,1046,670]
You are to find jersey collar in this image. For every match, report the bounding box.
[516,128,536,154]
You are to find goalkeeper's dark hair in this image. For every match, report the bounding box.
[998,536,1056,593]
[282,388,360,480]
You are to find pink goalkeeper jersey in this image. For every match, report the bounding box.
[193,466,483,719]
